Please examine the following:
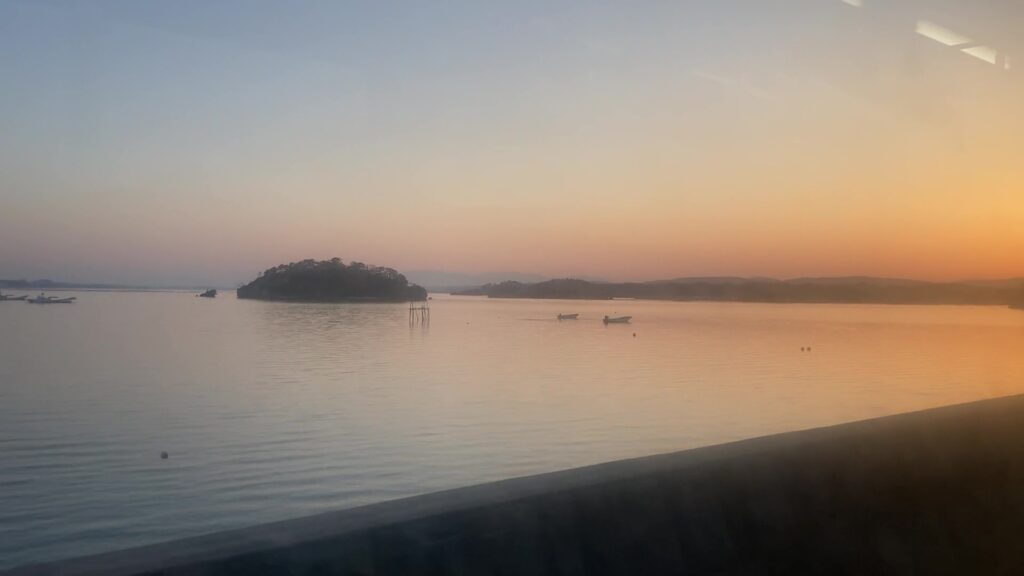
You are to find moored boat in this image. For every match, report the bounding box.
[27,293,76,304]
[198,289,217,298]
[0,290,28,301]
[557,313,579,320]
[603,315,632,324]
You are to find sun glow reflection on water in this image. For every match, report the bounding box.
[2,292,1024,568]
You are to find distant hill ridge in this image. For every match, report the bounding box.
[0,279,134,290]
[403,270,548,291]
[454,277,1024,305]
[0,279,213,291]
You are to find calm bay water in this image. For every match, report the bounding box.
[2,292,1024,569]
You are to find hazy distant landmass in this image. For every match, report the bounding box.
[403,270,548,292]
[454,277,1024,306]
[0,279,135,290]
[236,258,427,302]
[0,279,207,292]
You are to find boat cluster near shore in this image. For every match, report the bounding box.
[2,289,222,304]
[558,312,633,324]
[0,290,76,304]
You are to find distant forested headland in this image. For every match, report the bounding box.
[237,258,427,302]
[453,277,1024,306]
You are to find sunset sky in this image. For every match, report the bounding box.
[2,0,1022,287]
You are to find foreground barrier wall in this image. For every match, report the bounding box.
[12,395,1024,575]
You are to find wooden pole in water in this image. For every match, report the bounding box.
[409,300,430,324]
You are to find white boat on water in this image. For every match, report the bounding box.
[603,315,632,324]
[27,293,77,304]
[557,313,579,320]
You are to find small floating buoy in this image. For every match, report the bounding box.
[801,347,805,351]
[633,333,636,338]
[160,451,169,460]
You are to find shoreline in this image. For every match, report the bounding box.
[450,292,1024,308]
[235,296,422,303]
[11,394,1024,575]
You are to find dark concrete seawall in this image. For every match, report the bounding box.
[12,395,1024,575]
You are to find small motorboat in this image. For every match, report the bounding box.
[27,293,76,304]
[557,313,579,320]
[0,290,28,301]
[197,289,217,298]
[603,315,632,324]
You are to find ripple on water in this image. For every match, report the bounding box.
[2,294,1024,569]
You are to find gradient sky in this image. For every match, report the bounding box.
[1,0,1022,286]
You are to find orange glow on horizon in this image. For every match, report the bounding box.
[1,0,1022,286]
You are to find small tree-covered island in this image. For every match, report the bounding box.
[237,258,427,302]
